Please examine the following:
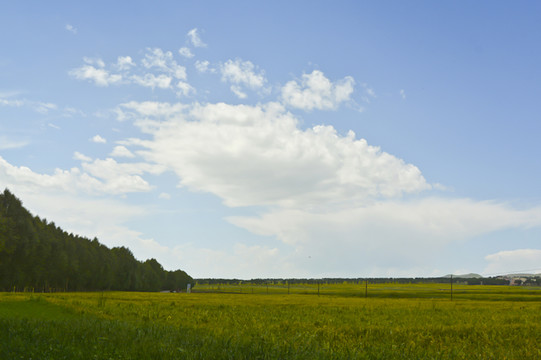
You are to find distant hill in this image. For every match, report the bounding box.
[0,189,192,292]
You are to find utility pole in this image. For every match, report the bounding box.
[450,274,453,301]
[365,279,368,298]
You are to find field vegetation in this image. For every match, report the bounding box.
[1,283,541,359]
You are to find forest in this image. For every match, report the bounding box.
[0,189,193,292]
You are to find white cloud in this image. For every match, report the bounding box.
[91,135,107,143]
[229,199,541,277]
[113,99,541,277]
[0,156,185,270]
[0,157,100,195]
[176,81,195,97]
[281,70,355,111]
[60,41,541,278]
[80,157,164,193]
[73,152,92,162]
[484,249,541,275]
[131,74,172,89]
[0,98,24,107]
[0,95,63,115]
[400,89,406,99]
[110,145,135,158]
[83,57,105,68]
[187,28,206,48]
[0,155,153,196]
[69,64,122,87]
[115,101,187,122]
[35,102,57,114]
[158,192,171,200]
[82,158,165,179]
[65,24,77,34]
[178,47,194,58]
[220,59,266,97]
[365,86,376,98]
[0,136,28,150]
[62,106,86,118]
[125,101,430,208]
[142,48,186,80]
[229,85,247,99]
[116,56,135,70]
[195,60,214,73]
[70,49,190,92]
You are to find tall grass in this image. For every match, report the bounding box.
[1,284,541,359]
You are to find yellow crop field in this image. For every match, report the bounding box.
[1,283,541,359]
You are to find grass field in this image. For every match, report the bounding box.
[1,283,541,359]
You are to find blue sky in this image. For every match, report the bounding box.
[1,1,541,278]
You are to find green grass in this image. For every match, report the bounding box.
[194,281,541,301]
[0,299,76,321]
[1,284,541,359]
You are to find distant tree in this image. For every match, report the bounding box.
[0,189,193,292]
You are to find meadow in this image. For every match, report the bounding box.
[1,283,541,359]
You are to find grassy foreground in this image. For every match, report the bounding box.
[1,284,541,359]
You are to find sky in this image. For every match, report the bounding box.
[1,1,541,279]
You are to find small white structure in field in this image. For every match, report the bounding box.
[187,283,191,293]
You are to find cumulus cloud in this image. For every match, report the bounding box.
[194,60,215,74]
[178,47,194,58]
[230,85,247,99]
[69,63,122,87]
[123,101,430,208]
[0,154,180,269]
[187,28,206,48]
[110,145,135,158]
[111,98,541,277]
[176,81,195,97]
[281,70,355,111]
[142,48,187,80]
[115,101,187,123]
[70,48,191,94]
[91,135,107,143]
[58,40,541,277]
[220,59,266,98]
[131,74,172,90]
[0,155,154,196]
[116,56,135,70]
[80,157,164,193]
[73,151,92,162]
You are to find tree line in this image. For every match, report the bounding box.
[0,189,193,292]
[196,277,515,286]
